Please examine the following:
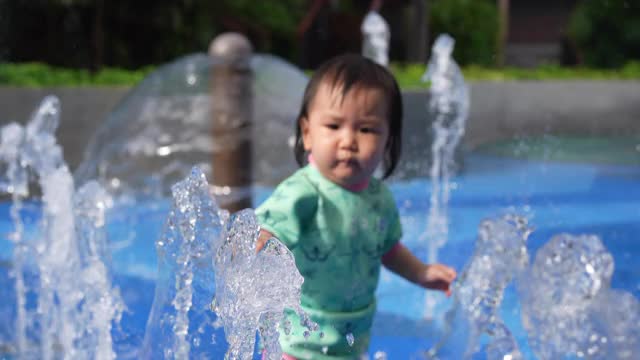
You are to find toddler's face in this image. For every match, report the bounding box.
[301,82,389,188]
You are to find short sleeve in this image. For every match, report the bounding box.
[255,172,318,249]
[381,185,402,254]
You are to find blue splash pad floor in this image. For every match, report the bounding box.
[1,153,639,359]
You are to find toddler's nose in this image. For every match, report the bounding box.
[340,129,357,150]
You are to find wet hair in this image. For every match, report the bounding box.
[293,53,403,179]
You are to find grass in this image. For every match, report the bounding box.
[0,62,154,87]
[1,61,639,88]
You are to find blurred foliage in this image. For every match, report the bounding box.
[0,0,305,70]
[1,0,638,71]
[214,0,306,61]
[389,63,430,89]
[223,1,302,35]
[429,0,499,66]
[568,0,640,68]
[2,61,638,88]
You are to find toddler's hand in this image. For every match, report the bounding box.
[421,264,457,297]
[255,229,273,253]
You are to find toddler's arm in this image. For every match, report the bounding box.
[382,243,457,296]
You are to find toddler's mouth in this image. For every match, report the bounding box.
[338,158,357,166]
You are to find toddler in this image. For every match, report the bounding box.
[255,54,456,359]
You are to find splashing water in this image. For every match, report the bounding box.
[361,11,390,66]
[141,167,226,359]
[519,233,640,359]
[346,332,355,347]
[2,52,638,359]
[591,290,640,359]
[1,92,311,358]
[373,350,387,359]
[74,54,307,199]
[428,215,530,359]
[142,166,311,359]
[422,34,470,318]
[212,209,313,360]
[0,96,124,359]
[0,55,313,359]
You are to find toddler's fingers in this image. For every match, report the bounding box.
[446,266,457,277]
[434,265,456,280]
[441,266,456,281]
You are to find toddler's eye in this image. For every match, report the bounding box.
[361,127,377,134]
[325,124,339,130]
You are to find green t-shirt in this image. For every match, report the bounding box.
[255,165,402,359]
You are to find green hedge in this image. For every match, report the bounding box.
[461,61,640,81]
[430,0,499,66]
[0,1,305,70]
[391,61,640,89]
[1,61,639,89]
[0,63,153,87]
[568,0,640,68]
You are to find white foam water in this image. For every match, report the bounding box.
[422,33,470,318]
[519,233,640,359]
[0,96,124,359]
[428,215,529,359]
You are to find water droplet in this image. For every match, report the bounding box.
[374,351,388,359]
[322,346,329,354]
[156,145,172,157]
[346,333,355,346]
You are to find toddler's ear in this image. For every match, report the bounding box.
[300,117,312,151]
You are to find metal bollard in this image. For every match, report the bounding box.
[209,33,253,213]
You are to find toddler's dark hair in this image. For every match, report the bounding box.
[293,54,403,179]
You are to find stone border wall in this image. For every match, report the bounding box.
[1,81,639,171]
[0,87,130,170]
[404,81,640,150]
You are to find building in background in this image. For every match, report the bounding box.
[501,0,579,67]
[298,0,582,68]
